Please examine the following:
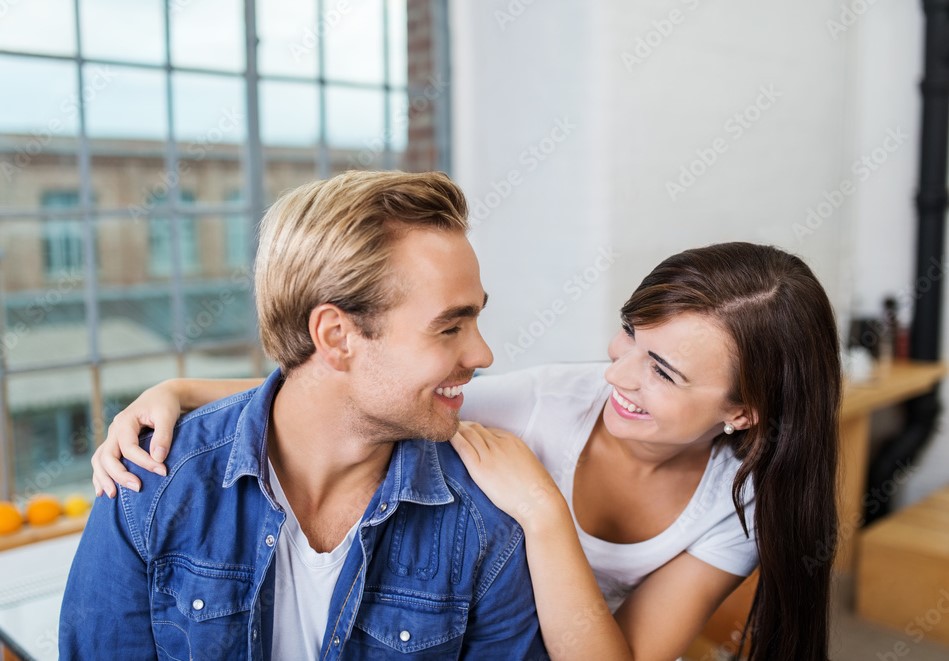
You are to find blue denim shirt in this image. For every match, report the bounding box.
[60,370,547,660]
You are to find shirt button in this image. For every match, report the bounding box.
[265,534,276,547]
[332,636,341,646]
[379,502,388,512]
[399,630,411,642]
[252,628,258,641]
[192,599,205,611]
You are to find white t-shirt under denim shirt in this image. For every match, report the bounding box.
[267,460,360,659]
[461,362,758,612]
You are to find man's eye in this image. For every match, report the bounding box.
[622,321,635,338]
[443,326,461,336]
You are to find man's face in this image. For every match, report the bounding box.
[348,228,493,443]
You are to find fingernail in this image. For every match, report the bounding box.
[152,447,167,462]
[125,481,140,492]
[152,465,167,477]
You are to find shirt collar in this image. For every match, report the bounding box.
[223,368,284,489]
[223,369,454,512]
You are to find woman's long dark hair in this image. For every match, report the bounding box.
[622,242,841,661]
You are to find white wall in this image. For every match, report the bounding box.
[451,0,945,505]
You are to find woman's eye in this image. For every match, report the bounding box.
[622,321,635,338]
[652,364,674,382]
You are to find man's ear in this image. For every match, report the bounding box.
[308,304,361,371]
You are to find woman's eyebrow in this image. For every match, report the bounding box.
[648,351,689,382]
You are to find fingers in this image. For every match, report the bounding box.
[145,414,175,464]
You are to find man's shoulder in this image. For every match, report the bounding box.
[140,388,256,466]
[433,442,520,533]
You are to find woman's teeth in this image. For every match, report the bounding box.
[435,385,464,399]
[613,390,647,414]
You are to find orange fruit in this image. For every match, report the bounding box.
[0,501,22,534]
[63,494,92,518]
[25,494,61,526]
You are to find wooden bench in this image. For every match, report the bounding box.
[857,485,949,645]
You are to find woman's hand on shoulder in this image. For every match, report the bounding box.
[91,380,184,498]
[450,421,566,532]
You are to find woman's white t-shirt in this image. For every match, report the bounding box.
[460,362,758,612]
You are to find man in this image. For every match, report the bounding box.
[60,171,547,660]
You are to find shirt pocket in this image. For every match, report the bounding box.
[347,590,469,658]
[151,557,256,661]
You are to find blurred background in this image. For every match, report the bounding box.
[0,1,947,659]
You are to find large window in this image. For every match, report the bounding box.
[0,0,448,501]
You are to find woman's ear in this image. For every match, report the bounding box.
[726,405,758,432]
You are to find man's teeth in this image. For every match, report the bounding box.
[613,390,647,414]
[435,385,464,399]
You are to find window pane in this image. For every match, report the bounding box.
[0,0,76,56]
[85,65,167,140]
[173,73,246,207]
[326,86,385,149]
[261,80,319,147]
[258,0,319,78]
[185,347,256,379]
[1,218,88,370]
[11,368,93,499]
[97,216,175,358]
[387,0,407,87]
[180,253,254,347]
[390,90,408,152]
[173,73,245,144]
[0,56,79,137]
[263,154,317,205]
[102,356,178,429]
[325,0,384,85]
[171,0,244,72]
[80,0,165,65]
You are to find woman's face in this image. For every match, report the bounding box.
[603,312,751,447]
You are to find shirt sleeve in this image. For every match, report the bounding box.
[59,490,157,660]
[460,368,540,440]
[686,497,759,577]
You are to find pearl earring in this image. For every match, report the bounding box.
[723,423,735,435]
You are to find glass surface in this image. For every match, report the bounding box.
[257,0,319,78]
[173,73,246,205]
[170,0,245,72]
[261,80,319,147]
[184,346,256,380]
[11,367,94,500]
[80,0,165,64]
[101,356,178,429]
[85,64,167,140]
[180,250,255,347]
[96,215,175,357]
[0,56,79,136]
[0,0,76,56]
[325,85,385,149]
[387,0,407,87]
[0,217,89,370]
[324,0,384,85]
[172,73,245,145]
[389,89,408,152]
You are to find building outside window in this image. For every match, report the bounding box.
[0,0,449,503]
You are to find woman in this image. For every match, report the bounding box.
[92,242,841,660]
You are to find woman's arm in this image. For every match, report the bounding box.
[614,552,745,660]
[451,422,631,660]
[451,422,747,661]
[91,378,262,497]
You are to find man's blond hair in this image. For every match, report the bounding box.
[255,170,469,372]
